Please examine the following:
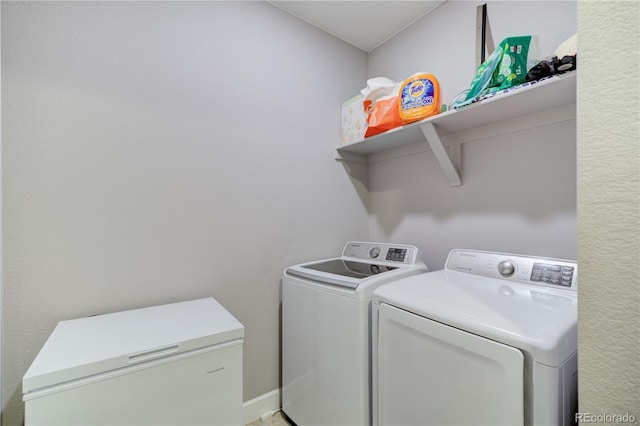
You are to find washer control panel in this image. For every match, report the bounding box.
[446,249,578,290]
[342,242,421,265]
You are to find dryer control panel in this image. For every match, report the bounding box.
[446,249,578,290]
[342,242,422,265]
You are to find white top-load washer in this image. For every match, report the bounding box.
[282,242,428,426]
[372,249,578,426]
[23,298,244,426]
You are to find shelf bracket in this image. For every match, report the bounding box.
[334,150,367,164]
[419,122,462,187]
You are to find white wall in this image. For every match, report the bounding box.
[577,0,639,419]
[366,0,578,269]
[1,2,368,424]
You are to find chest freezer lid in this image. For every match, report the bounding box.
[23,297,244,394]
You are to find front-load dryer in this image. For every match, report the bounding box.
[282,242,428,426]
[372,249,578,426]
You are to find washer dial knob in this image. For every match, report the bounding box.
[369,246,381,258]
[498,260,515,277]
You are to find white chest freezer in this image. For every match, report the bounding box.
[23,297,244,426]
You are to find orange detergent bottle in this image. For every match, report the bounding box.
[398,73,441,124]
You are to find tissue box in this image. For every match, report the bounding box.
[341,95,366,144]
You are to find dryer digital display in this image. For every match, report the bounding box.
[530,262,575,287]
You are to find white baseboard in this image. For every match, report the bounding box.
[243,388,281,425]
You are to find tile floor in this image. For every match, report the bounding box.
[246,410,292,426]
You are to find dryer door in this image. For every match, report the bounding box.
[375,303,524,426]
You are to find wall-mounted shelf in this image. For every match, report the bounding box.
[336,72,577,186]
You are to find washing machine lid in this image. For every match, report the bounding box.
[374,260,578,367]
[287,258,400,289]
[285,242,427,290]
[23,298,244,395]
